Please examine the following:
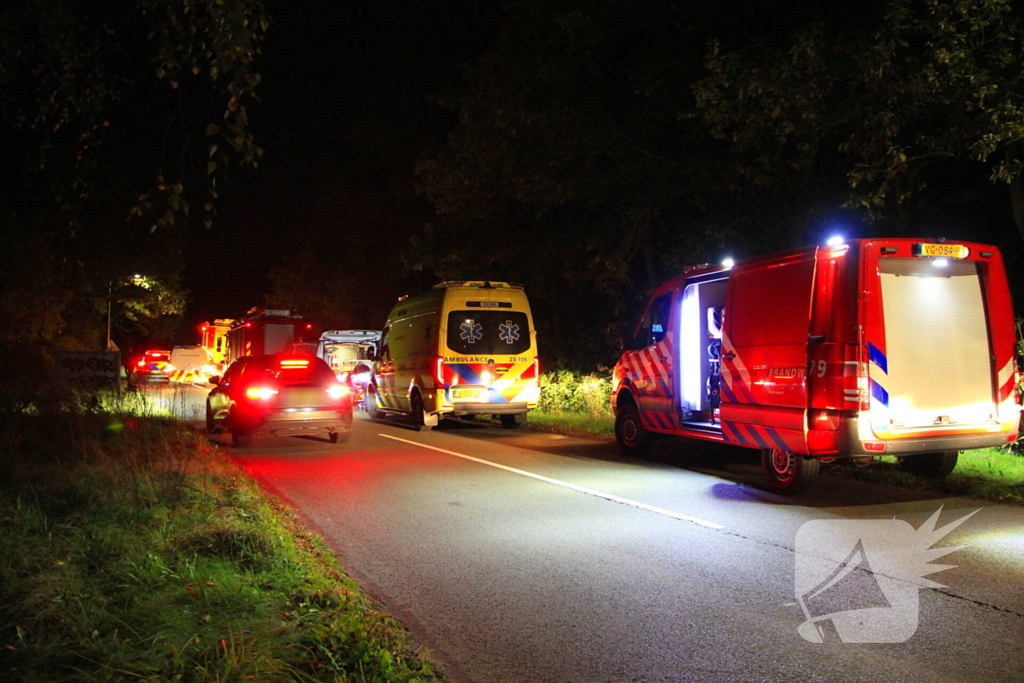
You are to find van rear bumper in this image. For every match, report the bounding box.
[445,402,531,416]
[836,414,1011,456]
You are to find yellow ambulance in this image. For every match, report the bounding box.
[366,281,541,430]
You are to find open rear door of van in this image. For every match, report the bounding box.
[863,244,1013,441]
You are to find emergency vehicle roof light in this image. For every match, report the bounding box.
[721,258,735,268]
[826,235,845,247]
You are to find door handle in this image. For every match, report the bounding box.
[721,351,736,361]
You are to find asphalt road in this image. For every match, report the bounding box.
[154,382,1024,683]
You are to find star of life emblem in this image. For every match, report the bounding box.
[499,320,520,344]
[460,320,483,344]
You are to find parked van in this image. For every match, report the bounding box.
[612,238,1020,494]
[367,281,541,429]
[168,345,214,383]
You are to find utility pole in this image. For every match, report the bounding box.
[105,280,113,351]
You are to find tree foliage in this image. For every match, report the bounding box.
[695,0,1024,238]
[416,0,774,365]
[0,0,267,351]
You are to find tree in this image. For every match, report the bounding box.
[0,0,268,350]
[695,0,1024,240]
[416,0,778,366]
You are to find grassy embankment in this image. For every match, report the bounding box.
[527,369,1024,504]
[0,389,443,683]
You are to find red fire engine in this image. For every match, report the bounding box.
[225,308,317,365]
[612,238,1021,494]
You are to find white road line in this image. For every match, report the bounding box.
[378,433,725,529]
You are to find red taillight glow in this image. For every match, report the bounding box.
[245,387,279,400]
[326,384,350,399]
[137,360,145,367]
[863,441,886,452]
[434,356,446,388]
[280,359,309,369]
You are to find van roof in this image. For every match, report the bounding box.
[431,281,522,290]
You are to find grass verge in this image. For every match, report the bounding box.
[830,447,1024,504]
[0,397,443,683]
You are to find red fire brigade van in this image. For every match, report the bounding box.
[611,238,1020,494]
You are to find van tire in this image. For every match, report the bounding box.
[365,385,382,419]
[411,393,431,431]
[900,450,958,478]
[761,449,819,494]
[615,401,651,457]
[500,414,523,429]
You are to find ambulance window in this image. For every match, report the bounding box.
[377,326,390,360]
[446,311,531,355]
[633,293,672,349]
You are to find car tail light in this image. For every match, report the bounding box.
[245,387,279,400]
[280,358,309,369]
[326,384,350,399]
[137,360,146,367]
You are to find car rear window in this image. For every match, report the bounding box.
[243,356,336,385]
[446,311,531,355]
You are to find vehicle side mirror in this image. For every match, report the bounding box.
[209,375,221,386]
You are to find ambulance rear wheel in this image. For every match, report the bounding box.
[615,402,651,457]
[365,386,382,419]
[500,414,523,429]
[761,448,819,495]
[411,394,432,432]
[900,450,958,478]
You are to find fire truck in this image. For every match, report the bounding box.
[612,237,1021,494]
[225,308,317,365]
[199,319,235,366]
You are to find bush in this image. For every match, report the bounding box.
[539,369,614,418]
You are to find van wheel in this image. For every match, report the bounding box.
[615,402,651,457]
[500,414,523,429]
[900,451,958,478]
[761,448,819,494]
[365,385,382,419]
[411,394,432,431]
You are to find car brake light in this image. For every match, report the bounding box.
[245,387,279,400]
[327,384,350,399]
[280,359,309,369]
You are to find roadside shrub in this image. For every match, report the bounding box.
[539,369,614,418]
